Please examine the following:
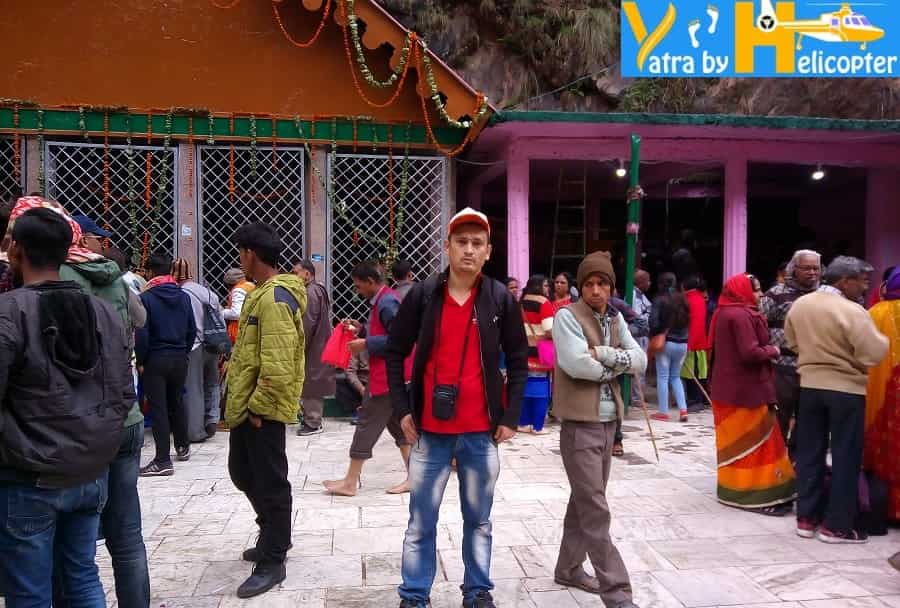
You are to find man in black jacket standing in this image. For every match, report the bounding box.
[0,208,133,605]
[386,208,528,608]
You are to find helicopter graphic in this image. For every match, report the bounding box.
[756,0,885,50]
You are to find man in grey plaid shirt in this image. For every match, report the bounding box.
[760,249,822,452]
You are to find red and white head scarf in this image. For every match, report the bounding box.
[4,196,105,265]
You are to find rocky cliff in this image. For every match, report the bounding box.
[379,0,900,118]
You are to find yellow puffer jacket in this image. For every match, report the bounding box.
[226,273,307,427]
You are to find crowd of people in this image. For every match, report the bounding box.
[0,193,897,607]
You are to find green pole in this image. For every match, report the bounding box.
[622,134,642,410]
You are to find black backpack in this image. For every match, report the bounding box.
[187,289,232,355]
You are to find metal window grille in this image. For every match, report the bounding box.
[0,137,24,202]
[198,146,305,297]
[329,153,447,322]
[44,141,177,261]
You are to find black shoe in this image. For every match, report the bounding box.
[176,446,191,462]
[139,460,174,477]
[206,423,218,439]
[399,600,430,608]
[236,561,286,599]
[296,423,324,436]
[464,591,496,608]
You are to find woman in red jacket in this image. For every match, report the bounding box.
[681,275,709,409]
[709,274,796,516]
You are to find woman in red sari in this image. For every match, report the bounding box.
[865,267,900,520]
[709,274,796,515]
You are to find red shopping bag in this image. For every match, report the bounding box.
[321,324,354,369]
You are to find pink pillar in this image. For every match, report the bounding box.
[866,169,900,284]
[723,159,748,282]
[507,151,530,284]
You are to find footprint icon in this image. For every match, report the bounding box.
[707,4,719,34]
[688,19,701,48]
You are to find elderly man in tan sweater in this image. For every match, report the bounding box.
[551,251,647,608]
[785,256,888,544]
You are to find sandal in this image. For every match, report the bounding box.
[679,410,689,423]
[612,443,624,457]
[650,413,669,422]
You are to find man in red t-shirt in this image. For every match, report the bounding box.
[385,208,529,608]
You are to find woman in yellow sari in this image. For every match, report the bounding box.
[865,267,900,520]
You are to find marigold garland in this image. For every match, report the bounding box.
[228,115,236,204]
[102,112,111,235]
[37,110,45,196]
[271,116,278,170]
[124,117,142,268]
[11,105,20,186]
[79,107,89,140]
[272,0,331,48]
[249,115,258,179]
[186,116,195,204]
[145,113,153,211]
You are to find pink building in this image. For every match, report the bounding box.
[461,111,900,290]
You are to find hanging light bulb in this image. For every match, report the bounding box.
[812,164,825,181]
[615,159,627,178]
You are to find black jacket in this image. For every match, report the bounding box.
[136,283,197,365]
[385,271,529,432]
[0,282,134,488]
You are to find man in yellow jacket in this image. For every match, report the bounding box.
[225,222,306,599]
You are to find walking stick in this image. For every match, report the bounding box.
[686,365,713,406]
[631,374,660,463]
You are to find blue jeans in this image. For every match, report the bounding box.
[656,341,688,414]
[399,432,500,606]
[103,422,150,607]
[0,475,108,608]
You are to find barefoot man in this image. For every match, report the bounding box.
[324,260,411,496]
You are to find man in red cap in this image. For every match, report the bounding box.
[385,207,529,608]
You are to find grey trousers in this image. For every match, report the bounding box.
[185,347,222,442]
[302,397,325,429]
[556,420,633,606]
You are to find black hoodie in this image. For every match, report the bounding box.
[135,283,197,365]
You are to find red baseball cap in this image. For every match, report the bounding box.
[448,207,491,237]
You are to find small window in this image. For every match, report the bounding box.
[831,18,839,26]
[860,16,871,25]
[844,16,853,25]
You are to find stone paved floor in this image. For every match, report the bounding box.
[104,408,899,607]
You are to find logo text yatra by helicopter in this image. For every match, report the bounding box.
[620,1,898,78]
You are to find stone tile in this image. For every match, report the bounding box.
[626,571,686,608]
[153,513,231,537]
[616,540,677,573]
[611,516,693,542]
[490,500,554,521]
[361,505,411,527]
[530,590,580,608]
[152,534,251,563]
[294,506,360,530]
[326,585,398,606]
[363,553,402,586]
[282,554,363,590]
[333,526,406,554]
[797,538,883,562]
[827,559,900,595]
[149,597,221,608]
[724,535,820,565]
[181,493,250,514]
[652,567,779,607]
[714,604,801,608]
[742,563,872,602]
[800,600,891,608]
[289,530,335,556]
[616,478,703,497]
[194,560,252,596]
[219,589,325,607]
[440,546,525,582]
[523,519,564,545]
[511,544,555,578]
[147,561,205,599]
[674,512,785,538]
[499,484,571,502]
[880,596,900,608]
[447,520,536,548]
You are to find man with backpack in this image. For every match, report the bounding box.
[172,257,229,441]
[385,208,529,608]
[0,207,133,605]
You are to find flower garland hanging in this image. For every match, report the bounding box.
[78,107,89,140]
[345,0,416,90]
[146,111,174,256]
[228,114,236,204]
[207,112,216,145]
[249,114,258,179]
[338,0,417,110]
[144,113,153,212]
[272,0,331,48]
[37,110,45,196]
[11,105,20,186]
[102,112,112,235]
[271,116,278,170]
[124,116,143,268]
[186,116,195,203]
